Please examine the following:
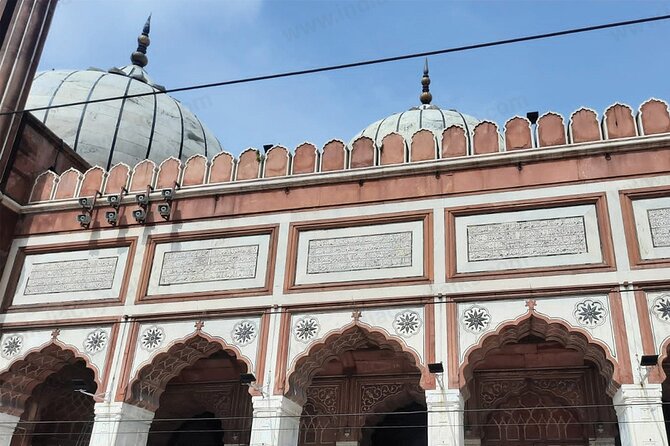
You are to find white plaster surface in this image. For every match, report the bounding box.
[646,290,670,353]
[0,325,112,378]
[147,234,270,295]
[454,204,602,273]
[286,306,425,376]
[457,295,616,363]
[295,220,424,285]
[129,317,261,382]
[632,196,670,260]
[12,246,129,305]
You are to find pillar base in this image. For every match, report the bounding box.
[426,388,464,446]
[250,395,302,446]
[88,402,154,446]
[0,413,20,446]
[613,384,669,446]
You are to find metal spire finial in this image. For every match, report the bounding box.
[420,58,432,105]
[131,14,151,68]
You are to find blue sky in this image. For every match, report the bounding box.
[38,0,670,155]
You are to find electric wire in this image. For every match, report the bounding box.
[1,11,670,438]
[3,400,670,426]
[2,13,670,117]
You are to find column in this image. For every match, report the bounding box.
[426,388,464,446]
[613,384,669,446]
[249,395,302,446]
[88,402,154,446]
[0,412,19,446]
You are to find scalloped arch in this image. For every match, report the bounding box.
[460,313,620,400]
[286,324,431,406]
[125,333,251,411]
[0,342,100,417]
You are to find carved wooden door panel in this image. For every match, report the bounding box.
[482,392,588,446]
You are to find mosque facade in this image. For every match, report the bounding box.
[2,2,670,446]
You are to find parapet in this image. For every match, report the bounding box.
[28,98,670,203]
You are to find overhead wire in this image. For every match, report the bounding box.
[2,13,670,117]
[3,12,670,437]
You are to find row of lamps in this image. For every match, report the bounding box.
[77,183,178,228]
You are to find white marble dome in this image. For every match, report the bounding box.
[26,65,222,169]
[351,104,482,147]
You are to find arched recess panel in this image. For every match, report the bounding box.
[569,108,601,143]
[380,132,406,165]
[236,149,261,181]
[321,140,346,172]
[410,130,437,162]
[264,146,291,177]
[53,168,82,200]
[537,113,566,147]
[603,104,636,139]
[472,122,500,155]
[156,157,181,189]
[441,126,467,158]
[209,152,234,183]
[350,137,375,168]
[504,117,532,150]
[293,143,318,174]
[639,99,670,135]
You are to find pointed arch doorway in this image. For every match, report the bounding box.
[462,317,620,446]
[288,325,430,446]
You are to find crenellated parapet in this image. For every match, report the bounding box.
[28,98,670,203]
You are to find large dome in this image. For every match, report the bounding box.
[352,104,481,146]
[25,17,222,169]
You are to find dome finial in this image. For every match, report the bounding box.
[420,58,432,105]
[131,14,151,68]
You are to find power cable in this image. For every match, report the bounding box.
[4,399,670,425]
[2,14,670,117]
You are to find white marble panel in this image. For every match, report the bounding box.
[12,247,129,305]
[0,326,111,377]
[147,234,270,295]
[295,221,424,285]
[646,290,670,352]
[632,196,670,260]
[129,317,260,383]
[454,204,602,273]
[457,295,616,363]
[286,306,425,375]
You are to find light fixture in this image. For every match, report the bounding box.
[240,373,257,385]
[640,355,659,367]
[78,197,94,212]
[76,213,91,228]
[428,362,444,374]
[135,192,149,208]
[105,210,118,226]
[76,192,102,228]
[132,208,146,224]
[526,111,539,125]
[161,188,174,201]
[107,194,121,209]
[157,203,171,220]
[157,187,174,220]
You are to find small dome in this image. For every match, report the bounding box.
[351,104,481,147]
[25,17,222,169]
[352,59,501,151]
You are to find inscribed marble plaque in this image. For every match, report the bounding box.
[467,216,587,262]
[24,257,118,295]
[146,233,271,296]
[648,208,670,248]
[307,231,412,274]
[159,245,259,285]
